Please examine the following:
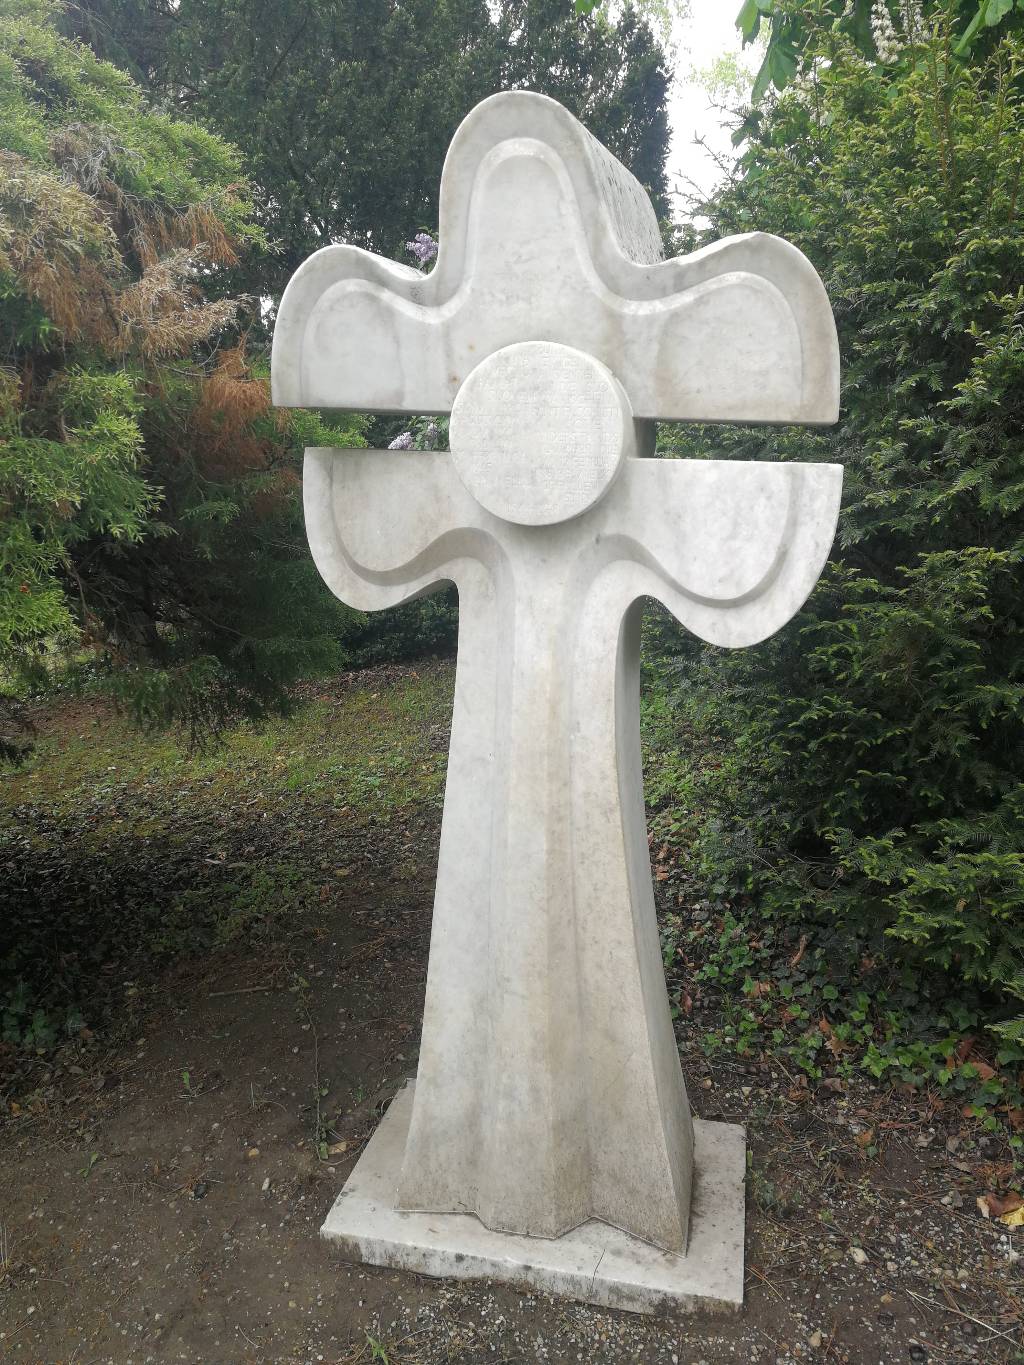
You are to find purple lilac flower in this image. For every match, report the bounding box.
[406,232,438,265]
[388,431,415,450]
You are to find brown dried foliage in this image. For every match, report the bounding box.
[114,248,241,360]
[128,201,240,271]
[49,124,240,272]
[0,150,119,344]
[1,136,245,366]
[192,346,289,499]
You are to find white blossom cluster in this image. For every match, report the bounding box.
[869,0,924,64]
[901,0,925,42]
[871,0,902,62]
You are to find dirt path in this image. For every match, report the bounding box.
[1,677,1021,1363]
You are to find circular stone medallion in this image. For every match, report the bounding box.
[449,341,633,526]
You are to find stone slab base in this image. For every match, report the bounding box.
[321,1082,745,1315]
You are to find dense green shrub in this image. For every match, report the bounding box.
[651,19,1024,1029]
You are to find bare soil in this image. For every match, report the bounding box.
[1,674,1021,1364]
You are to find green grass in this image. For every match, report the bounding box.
[4,667,451,823]
[0,665,454,1062]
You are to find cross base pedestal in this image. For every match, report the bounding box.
[321,1083,746,1315]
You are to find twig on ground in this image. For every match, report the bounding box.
[297,990,325,1155]
[747,1261,784,1300]
[905,1287,1021,1346]
[822,1319,839,1362]
[208,985,279,997]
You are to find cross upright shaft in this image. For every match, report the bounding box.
[396,520,693,1248]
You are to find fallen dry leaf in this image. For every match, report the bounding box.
[977,1191,1023,1220]
[955,1036,977,1065]
[999,1205,1024,1229]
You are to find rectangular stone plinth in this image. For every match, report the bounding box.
[321,1083,745,1315]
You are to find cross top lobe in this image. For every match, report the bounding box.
[271,90,839,428]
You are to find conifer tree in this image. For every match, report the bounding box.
[1,0,361,756]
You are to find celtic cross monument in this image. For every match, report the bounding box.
[272,92,841,1313]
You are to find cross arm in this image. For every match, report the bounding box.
[601,457,843,647]
[303,448,495,612]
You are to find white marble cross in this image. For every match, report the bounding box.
[272,92,841,1306]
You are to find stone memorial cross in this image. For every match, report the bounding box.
[272,92,841,1313]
